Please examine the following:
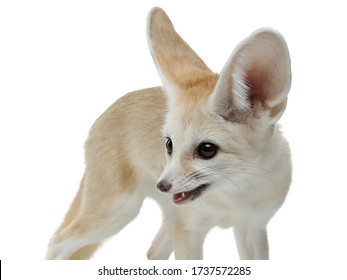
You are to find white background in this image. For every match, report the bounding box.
[1,0,347,278]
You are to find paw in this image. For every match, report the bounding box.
[45,239,70,260]
[146,244,171,260]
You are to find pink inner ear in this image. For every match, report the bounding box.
[245,66,271,108]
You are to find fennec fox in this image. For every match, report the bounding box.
[47,7,292,260]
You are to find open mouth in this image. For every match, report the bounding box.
[172,184,209,205]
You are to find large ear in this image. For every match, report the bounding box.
[147,7,213,96]
[210,28,291,124]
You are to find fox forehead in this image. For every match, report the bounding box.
[174,73,219,105]
[164,73,219,130]
[164,106,215,142]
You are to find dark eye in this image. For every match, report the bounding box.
[166,138,173,156]
[197,142,218,159]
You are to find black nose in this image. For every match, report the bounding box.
[157,180,172,192]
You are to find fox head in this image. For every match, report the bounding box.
[147,8,291,205]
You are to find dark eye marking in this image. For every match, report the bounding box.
[166,138,173,156]
[196,142,218,159]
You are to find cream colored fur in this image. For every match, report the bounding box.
[46,7,292,260]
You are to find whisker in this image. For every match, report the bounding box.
[237,158,274,175]
[159,164,164,171]
[233,171,273,182]
[177,158,274,192]
[222,175,242,191]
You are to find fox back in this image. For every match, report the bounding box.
[46,7,291,260]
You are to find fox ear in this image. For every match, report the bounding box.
[147,7,212,96]
[210,29,291,124]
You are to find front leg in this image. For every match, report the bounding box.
[173,227,204,259]
[233,226,269,260]
[173,210,211,260]
[147,201,176,260]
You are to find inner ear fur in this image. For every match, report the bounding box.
[211,28,291,124]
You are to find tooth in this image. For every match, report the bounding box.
[182,192,185,198]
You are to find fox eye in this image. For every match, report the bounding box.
[197,142,218,159]
[166,138,173,156]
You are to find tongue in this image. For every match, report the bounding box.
[173,190,194,204]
